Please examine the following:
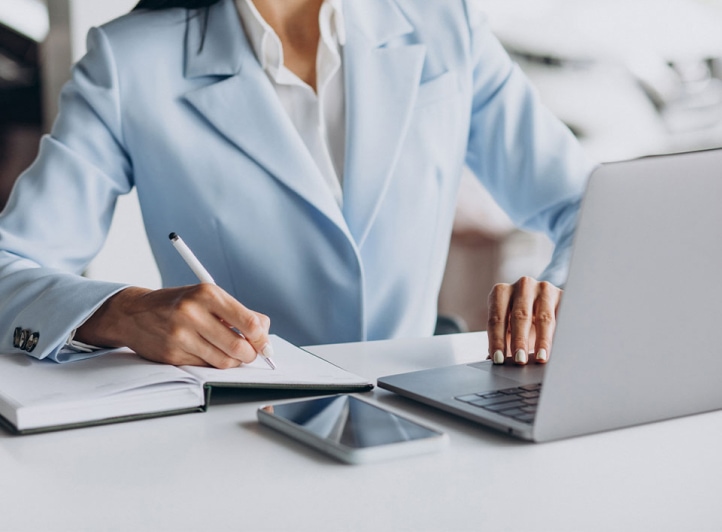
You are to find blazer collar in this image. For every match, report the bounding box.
[183,0,426,248]
[183,0,351,239]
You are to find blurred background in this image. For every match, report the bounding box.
[2,0,722,333]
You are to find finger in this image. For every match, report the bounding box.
[209,289,272,357]
[192,338,247,369]
[533,282,561,364]
[169,326,246,369]
[186,284,271,358]
[509,277,536,365]
[199,317,259,364]
[487,283,513,365]
[138,343,242,370]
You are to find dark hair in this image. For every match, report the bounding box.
[132,0,222,51]
[133,0,221,9]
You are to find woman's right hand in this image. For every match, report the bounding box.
[486,276,562,365]
[75,284,271,368]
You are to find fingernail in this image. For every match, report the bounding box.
[492,350,505,365]
[514,349,527,364]
[536,348,548,362]
[261,343,275,358]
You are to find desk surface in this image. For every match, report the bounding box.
[1,332,720,531]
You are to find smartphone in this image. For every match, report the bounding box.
[257,394,448,464]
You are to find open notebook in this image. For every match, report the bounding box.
[0,335,372,434]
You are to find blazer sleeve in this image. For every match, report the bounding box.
[0,27,133,361]
[462,0,598,286]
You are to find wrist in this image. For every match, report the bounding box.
[75,286,151,348]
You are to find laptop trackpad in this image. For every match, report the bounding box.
[467,360,546,387]
[378,360,545,400]
[377,360,547,402]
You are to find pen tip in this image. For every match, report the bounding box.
[169,232,177,240]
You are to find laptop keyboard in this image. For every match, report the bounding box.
[455,383,542,424]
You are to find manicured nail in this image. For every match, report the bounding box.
[536,348,548,362]
[492,350,504,365]
[261,343,275,358]
[514,349,527,364]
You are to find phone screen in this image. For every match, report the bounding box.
[265,395,442,448]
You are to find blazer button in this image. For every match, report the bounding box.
[15,328,29,350]
[25,332,39,353]
[13,327,23,348]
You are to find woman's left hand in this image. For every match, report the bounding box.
[486,276,562,365]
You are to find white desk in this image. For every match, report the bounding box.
[1,332,720,531]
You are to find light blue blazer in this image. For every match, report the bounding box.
[0,0,594,361]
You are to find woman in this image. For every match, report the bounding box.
[0,0,594,367]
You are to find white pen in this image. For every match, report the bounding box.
[169,232,277,370]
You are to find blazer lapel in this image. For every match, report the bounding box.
[342,0,426,247]
[182,0,349,236]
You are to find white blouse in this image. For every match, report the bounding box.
[236,0,346,206]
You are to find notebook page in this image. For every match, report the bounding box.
[182,335,370,387]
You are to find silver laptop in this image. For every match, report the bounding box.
[378,149,722,442]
